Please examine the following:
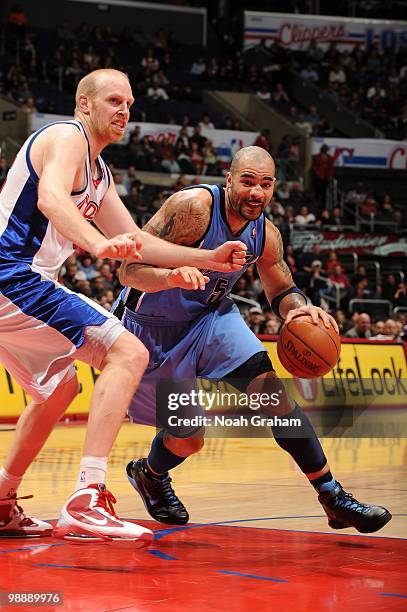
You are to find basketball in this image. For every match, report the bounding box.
[277,313,341,378]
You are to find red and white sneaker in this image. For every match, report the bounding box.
[54,484,153,543]
[0,494,52,538]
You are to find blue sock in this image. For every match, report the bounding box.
[147,430,186,475]
[318,478,337,493]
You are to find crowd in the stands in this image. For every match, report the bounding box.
[1,8,406,138]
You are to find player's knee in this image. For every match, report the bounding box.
[164,433,204,457]
[105,331,149,372]
[248,371,294,416]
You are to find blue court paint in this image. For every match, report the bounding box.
[36,563,77,569]
[218,570,288,583]
[379,593,407,599]
[0,543,64,554]
[148,549,178,560]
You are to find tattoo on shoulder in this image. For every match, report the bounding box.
[145,195,210,245]
[275,229,292,279]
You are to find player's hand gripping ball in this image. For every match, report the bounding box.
[277,313,341,378]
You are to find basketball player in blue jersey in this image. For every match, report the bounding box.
[118,146,391,534]
[0,68,247,541]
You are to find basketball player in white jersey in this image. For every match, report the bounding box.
[0,68,247,541]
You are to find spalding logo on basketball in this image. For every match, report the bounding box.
[277,313,341,378]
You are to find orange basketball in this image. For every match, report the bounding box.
[277,313,341,378]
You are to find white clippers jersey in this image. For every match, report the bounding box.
[0,120,110,282]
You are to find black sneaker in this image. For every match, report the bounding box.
[318,482,392,533]
[126,459,189,526]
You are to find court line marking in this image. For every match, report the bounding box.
[218,570,288,583]
[379,593,407,599]
[152,514,407,542]
[36,563,77,569]
[148,549,178,560]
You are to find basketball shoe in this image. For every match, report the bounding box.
[0,494,52,537]
[54,483,154,542]
[127,459,189,525]
[318,482,392,533]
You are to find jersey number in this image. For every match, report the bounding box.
[206,278,228,304]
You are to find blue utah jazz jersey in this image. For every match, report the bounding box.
[122,184,266,323]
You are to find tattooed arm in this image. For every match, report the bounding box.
[257,219,306,317]
[120,188,212,291]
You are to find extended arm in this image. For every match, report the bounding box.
[119,188,246,286]
[257,220,338,330]
[35,126,140,260]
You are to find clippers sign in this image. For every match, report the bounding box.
[31,115,256,167]
[244,11,407,51]
[312,138,407,170]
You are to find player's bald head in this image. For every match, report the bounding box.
[75,69,130,109]
[230,146,275,176]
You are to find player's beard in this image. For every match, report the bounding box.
[238,201,265,220]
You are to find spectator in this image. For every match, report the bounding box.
[189,125,207,150]
[247,306,265,334]
[254,128,273,153]
[372,320,385,335]
[113,173,128,197]
[382,274,398,302]
[272,82,290,112]
[366,81,386,100]
[325,250,341,273]
[285,244,297,274]
[256,83,271,102]
[370,319,401,342]
[333,309,349,335]
[295,113,313,137]
[315,115,334,136]
[346,182,368,206]
[310,144,334,206]
[202,141,221,175]
[300,64,319,82]
[329,64,346,84]
[276,181,290,201]
[141,48,160,75]
[360,193,378,217]
[190,57,206,75]
[161,151,181,174]
[147,84,169,101]
[189,142,204,174]
[262,318,280,335]
[151,189,165,211]
[305,105,320,128]
[123,182,149,221]
[328,264,351,290]
[295,205,316,226]
[176,143,195,174]
[393,283,407,308]
[344,313,372,338]
[199,113,215,130]
[307,260,330,306]
[78,254,99,281]
[376,195,397,225]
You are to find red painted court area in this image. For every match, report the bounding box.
[0,521,406,611]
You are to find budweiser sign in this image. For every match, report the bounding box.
[292,231,407,255]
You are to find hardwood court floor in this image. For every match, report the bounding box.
[0,422,406,611]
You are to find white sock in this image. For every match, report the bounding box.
[75,456,108,491]
[0,467,22,499]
